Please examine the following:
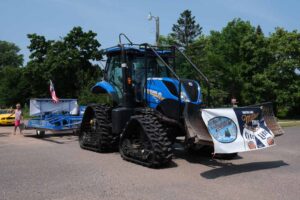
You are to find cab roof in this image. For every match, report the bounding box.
[104,46,172,56]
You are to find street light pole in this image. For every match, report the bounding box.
[155,16,159,46]
[148,12,160,46]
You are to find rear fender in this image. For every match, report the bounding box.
[91,81,119,104]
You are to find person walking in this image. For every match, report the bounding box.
[11,103,23,135]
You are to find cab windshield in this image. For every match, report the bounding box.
[105,52,174,102]
[131,55,173,101]
[131,56,173,81]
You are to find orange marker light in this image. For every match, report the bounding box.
[127,77,132,85]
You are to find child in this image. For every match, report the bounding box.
[11,103,23,135]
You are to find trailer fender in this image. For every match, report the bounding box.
[91,81,119,103]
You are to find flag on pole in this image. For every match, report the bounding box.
[49,80,59,103]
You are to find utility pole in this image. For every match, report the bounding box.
[148,12,160,46]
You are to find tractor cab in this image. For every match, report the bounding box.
[103,45,175,103]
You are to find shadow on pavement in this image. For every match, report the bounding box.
[173,147,288,175]
[200,160,289,179]
[0,132,11,137]
[173,144,243,163]
[25,132,78,144]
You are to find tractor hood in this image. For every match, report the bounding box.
[146,77,202,107]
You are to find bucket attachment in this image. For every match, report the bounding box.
[244,102,284,137]
[183,102,283,154]
[183,103,213,145]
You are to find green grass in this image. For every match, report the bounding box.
[278,120,300,127]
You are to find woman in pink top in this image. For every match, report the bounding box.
[12,103,23,135]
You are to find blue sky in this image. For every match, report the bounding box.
[1,0,299,64]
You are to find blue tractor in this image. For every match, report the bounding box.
[79,34,283,167]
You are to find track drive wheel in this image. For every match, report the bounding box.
[119,113,173,168]
[79,104,117,152]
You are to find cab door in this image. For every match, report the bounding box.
[105,55,123,100]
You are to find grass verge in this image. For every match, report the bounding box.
[278,120,300,127]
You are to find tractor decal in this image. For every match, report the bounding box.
[146,89,165,101]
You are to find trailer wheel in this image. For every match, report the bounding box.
[36,130,45,138]
[79,104,117,152]
[119,113,173,168]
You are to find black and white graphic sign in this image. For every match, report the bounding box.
[202,107,275,153]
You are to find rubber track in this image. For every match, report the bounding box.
[79,104,118,152]
[120,111,173,168]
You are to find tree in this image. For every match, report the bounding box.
[171,10,202,48]
[157,35,177,46]
[0,67,29,106]
[265,28,300,117]
[0,41,25,107]
[203,19,257,105]
[27,34,53,62]
[240,25,272,105]
[25,26,103,99]
[0,41,23,68]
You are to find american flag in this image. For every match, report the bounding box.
[49,80,59,103]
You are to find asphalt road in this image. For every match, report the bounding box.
[0,126,299,200]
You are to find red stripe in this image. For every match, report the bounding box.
[49,80,59,103]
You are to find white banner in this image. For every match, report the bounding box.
[201,107,275,154]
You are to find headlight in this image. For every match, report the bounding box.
[207,117,237,143]
[198,85,202,102]
[180,91,190,102]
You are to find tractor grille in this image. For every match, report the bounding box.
[163,81,179,97]
[182,80,198,102]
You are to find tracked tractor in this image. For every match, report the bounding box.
[79,34,283,168]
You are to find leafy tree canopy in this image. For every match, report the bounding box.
[0,40,23,68]
[25,26,103,100]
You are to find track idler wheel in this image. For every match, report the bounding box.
[79,104,118,152]
[119,113,173,168]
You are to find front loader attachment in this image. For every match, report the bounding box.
[244,102,284,137]
[183,103,213,145]
[183,102,284,154]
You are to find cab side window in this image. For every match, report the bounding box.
[106,55,123,98]
[131,57,146,102]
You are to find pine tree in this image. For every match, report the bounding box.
[171,10,202,48]
[256,25,263,35]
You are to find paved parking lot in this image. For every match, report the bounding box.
[0,126,299,200]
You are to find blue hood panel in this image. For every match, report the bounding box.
[145,77,202,109]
